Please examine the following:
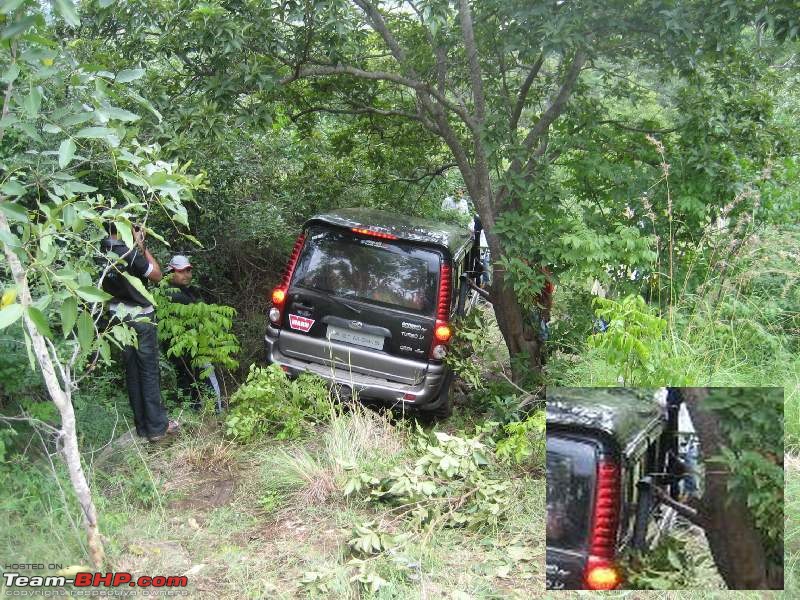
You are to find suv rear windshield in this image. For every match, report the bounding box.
[291,228,441,314]
[547,436,597,552]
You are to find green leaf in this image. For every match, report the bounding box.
[98,338,111,362]
[21,86,42,118]
[53,0,80,27]
[1,63,19,84]
[105,106,140,122]
[77,310,94,352]
[119,171,148,187]
[0,200,28,222]
[182,233,202,247]
[115,220,133,249]
[14,121,42,142]
[62,181,98,194]
[60,296,77,336]
[171,204,189,227]
[1,14,40,40]
[0,115,17,129]
[58,138,76,169]
[60,112,94,127]
[74,126,116,140]
[26,306,52,338]
[122,272,155,306]
[116,69,145,83]
[0,227,20,248]
[0,180,26,197]
[128,91,162,122]
[76,286,112,303]
[0,303,23,329]
[98,0,116,7]
[1,0,27,15]
[62,203,76,227]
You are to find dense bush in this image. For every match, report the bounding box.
[154,287,241,374]
[344,428,512,531]
[224,364,330,442]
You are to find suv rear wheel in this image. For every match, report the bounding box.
[421,370,453,420]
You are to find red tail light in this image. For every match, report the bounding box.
[270,233,306,325]
[351,227,397,240]
[585,561,621,590]
[584,459,621,590]
[431,263,452,358]
[434,324,452,342]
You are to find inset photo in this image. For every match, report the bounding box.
[545,387,783,591]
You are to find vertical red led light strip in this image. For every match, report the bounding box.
[584,459,621,590]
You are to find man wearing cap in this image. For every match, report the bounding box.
[101,223,178,442]
[166,255,222,411]
[167,255,201,304]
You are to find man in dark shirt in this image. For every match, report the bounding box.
[166,255,222,411]
[101,223,178,442]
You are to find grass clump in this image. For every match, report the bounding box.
[259,405,405,513]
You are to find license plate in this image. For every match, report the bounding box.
[326,325,385,351]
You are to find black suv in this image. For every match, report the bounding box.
[264,208,481,417]
[546,388,681,590]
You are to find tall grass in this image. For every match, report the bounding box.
[258,404,406,510]
[786,456,800,594]
[550,224,799,442]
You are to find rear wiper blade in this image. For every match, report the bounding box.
[331,294,362,314]
[295,287,362,314]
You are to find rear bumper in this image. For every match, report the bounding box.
[264,325,447,409]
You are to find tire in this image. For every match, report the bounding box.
[421,370,454,420]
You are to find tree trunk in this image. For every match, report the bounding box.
[0,211,106,569]
[485,231,542,381]
[678,387,774,589]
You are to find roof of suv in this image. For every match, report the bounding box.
[547,387,665,454]
[305,208,473,256]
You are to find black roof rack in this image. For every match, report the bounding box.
[305,208,473,256]
[547,387,665,454]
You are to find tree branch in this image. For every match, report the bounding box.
[282,63,475,129]
[352,0,407,64]
[653,486,705,528]
[596,119,677,134]
[280,63,418,88]
[408,0,447,93]
[349,0,476,131]
[510,53,544,131]
[458,0,486,123]
[521,134,552,176]
[0,41,16,145]
[520,49,586,155]
[351,163,457,186]
[288,104,421,122]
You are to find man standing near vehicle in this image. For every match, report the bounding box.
[166,255,223,412]
[101,222,178,442]
[441,188,470,216]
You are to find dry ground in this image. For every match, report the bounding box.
[97,409,544,599]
